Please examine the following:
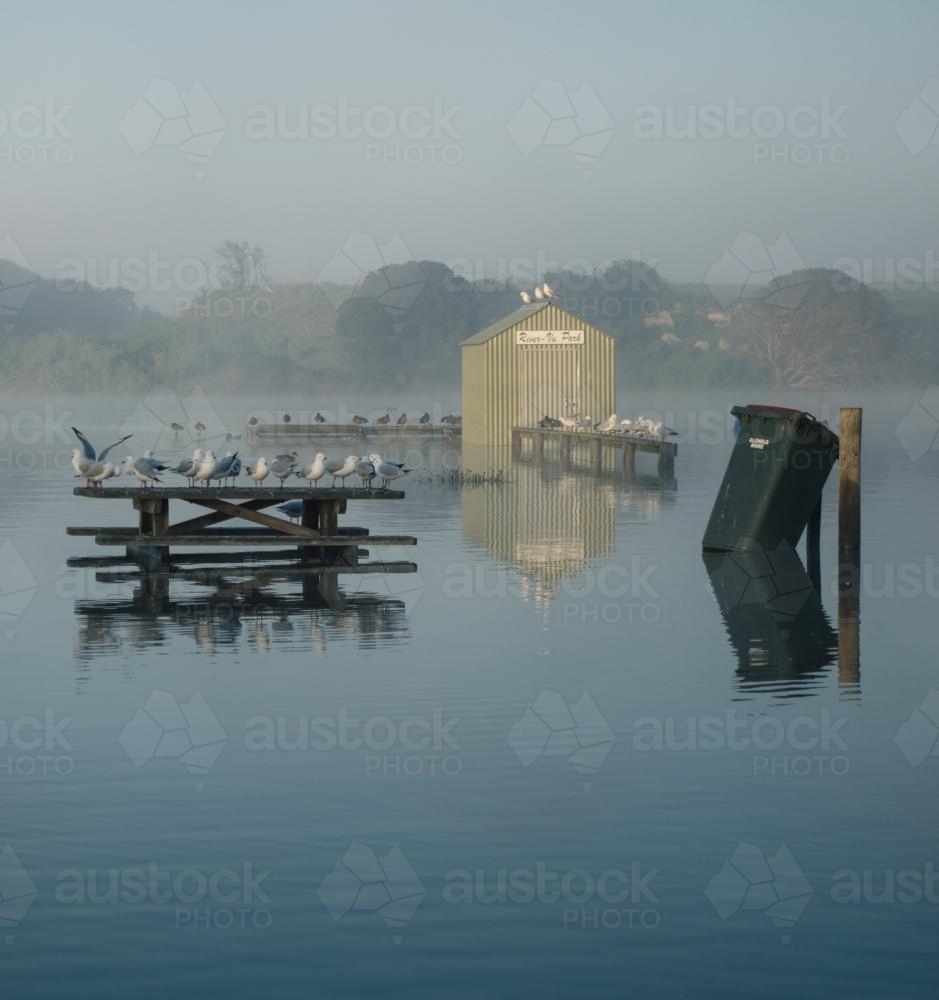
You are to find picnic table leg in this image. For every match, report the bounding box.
[130,497,169,570]
[301,499,321,567]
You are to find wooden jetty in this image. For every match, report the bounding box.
[246,423,461,442]
[511,426,677,478]
[67,485,416,576]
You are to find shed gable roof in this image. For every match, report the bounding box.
[461,301,612,347]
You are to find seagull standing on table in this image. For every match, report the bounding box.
[71,426,133,487]
[369,453,410,489]
[121,454,166,487]
[170,448,203,486]
[325,454,357,486]
[212,451,239,485]
[192,450,219,488]
[297,453,327,489]
[355,457,376,487]
[270,453,298,486]
[246,457,270,485]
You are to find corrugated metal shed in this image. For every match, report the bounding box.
[461,301,614,448]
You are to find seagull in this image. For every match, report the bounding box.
[376,413,390,425]
[356,457,376,487]
[419,412,431,425]
[212,451,239,484]
[352,415,368,425]
[282,414,291,424]
[326,454,358,486]
[192,451,218,487]
[194,422,206,437]
[270,453,298,487]
[520,290,532,304]
[170,448,203,485]
[534,287,545,300]
[227,455,242,484]
[297,452,327,488]
[543,282,558,299]
[121,455,165,487]
[597,414,618,433]
[277,499,304,522]
[87,461,122,487]
[370,453,411,489]
[397,413,407,425]
[246,457,270,485]
[170,422,184,436]
[71,426,133,486]
[314,412,326,423]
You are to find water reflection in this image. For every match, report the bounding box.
[463,459,616,618]
[703,548,840,702]
[72,565,410,668]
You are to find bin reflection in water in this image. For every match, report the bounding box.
[462,454,615,620]
[703,544,838,701]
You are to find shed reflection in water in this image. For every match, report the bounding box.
[462,455,616,619]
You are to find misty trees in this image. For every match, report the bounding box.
[337,261,497,383]
[735,269,894,387]
[215,240,270,291]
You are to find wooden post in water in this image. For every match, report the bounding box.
[560,434,572,471]
[837,407,862,694]
[838,408,862,555]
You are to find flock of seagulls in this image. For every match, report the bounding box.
[537,412,678,440]
[264,411,456,427]
[70,427,410,491]
[520,282,559,305]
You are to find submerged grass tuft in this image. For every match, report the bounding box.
[418,466,508,487]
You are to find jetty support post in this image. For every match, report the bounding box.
[560,433,572,471]
[623,443,636,481]
[533,432,544,466]
[837,406,862,693]
[511,429,521,461]
[589,437,602,473]
[657,442,676,479]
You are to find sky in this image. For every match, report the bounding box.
[3,0,939,308]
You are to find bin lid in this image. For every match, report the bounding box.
[730,404,839,446]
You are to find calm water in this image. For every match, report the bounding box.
[2,388,938,998]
